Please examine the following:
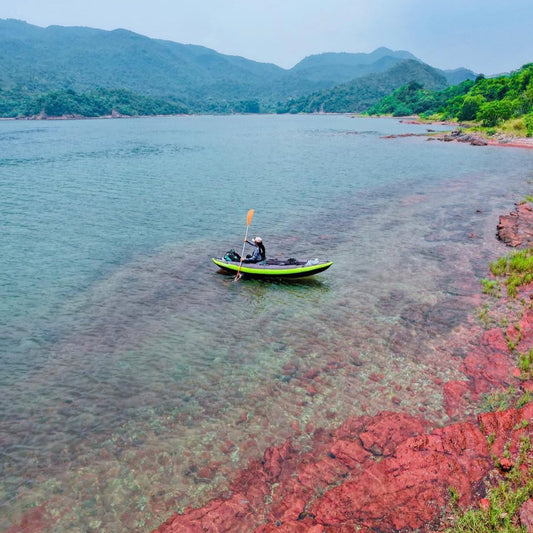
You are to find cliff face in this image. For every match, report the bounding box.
[154,207,533,532]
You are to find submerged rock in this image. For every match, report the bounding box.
[153,282,533,533]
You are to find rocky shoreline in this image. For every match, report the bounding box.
[153,205,533,532]
[400,119,533,149]
[433,130,533,149]
[497,203,533,248]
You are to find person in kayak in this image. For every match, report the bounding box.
[243,236,266,263]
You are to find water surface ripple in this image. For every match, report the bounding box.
[1,115,532,532]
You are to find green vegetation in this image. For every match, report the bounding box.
[368,64,533,137]
[276,59,449,114]
[0,88,189,118]
[518,348,533,378]
[489,247,533,297]
[480,387,517,413]
[482,242,533,380]
[368,78,474,117]
[0,19,477,117]
[449,436,533,532]
[481,278,501,297]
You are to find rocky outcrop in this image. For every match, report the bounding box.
[497,202,533,248]
[153,279,533,533]
[153,405,532,532]
[435,130,487,146]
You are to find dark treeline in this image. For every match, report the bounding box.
[0,88,189,118]
[0,88,267,118]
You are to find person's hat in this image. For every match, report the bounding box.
[253,237,262,243]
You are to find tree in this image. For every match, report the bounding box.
[478,100,513,127]
[457,95,485,121]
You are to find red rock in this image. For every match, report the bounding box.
[330,438,370,469]
[520,498,533,532]
[522,380,533,393]
[497,203,533,248]
[310,421,490,531]
[499,457,513,471]
[443,380,471,420]
[461,347,514,396]
[517,307,533,351]
[219,440,236,454]
[478,403,533,457]
[481,328,510,352]
[4,503,53,533]
[152,256,533,533]
[263,441,294,481]
[303,368,320,380]
[306,385,318,396]
[153,404,533,533]
[479,498,490,511]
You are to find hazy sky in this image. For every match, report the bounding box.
[2,0,532,74]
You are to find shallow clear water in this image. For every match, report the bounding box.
[1,115,532,532]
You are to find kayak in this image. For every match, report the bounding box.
[212,257,333,279]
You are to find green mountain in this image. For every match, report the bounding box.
[367,63,533,136]
[287,48,417,83]
[0,19,477,116]
[277,59,450,114]
[0,19,286,102]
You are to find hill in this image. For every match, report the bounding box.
[277,59,449,114]
[367,63,533,137]
[0,19,477,116]
[287,47,417,84]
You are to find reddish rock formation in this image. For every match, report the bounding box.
[520,498,533,532]
[154,281,533,533]
[153,403,532,532]
[497,202,533,248]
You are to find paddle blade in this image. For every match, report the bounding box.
[246,209,254,226]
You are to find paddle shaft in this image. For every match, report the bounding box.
[235,209,254,280]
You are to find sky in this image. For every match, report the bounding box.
[1,0,532,75]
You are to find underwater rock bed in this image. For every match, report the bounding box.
[153,224,533,532]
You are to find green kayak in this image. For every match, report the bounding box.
[212,257,333,279]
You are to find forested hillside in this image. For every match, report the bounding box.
[276,60,449,114]
[367,63,533,136]
[0,19,478,117]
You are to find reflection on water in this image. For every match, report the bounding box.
[1,115,532,532]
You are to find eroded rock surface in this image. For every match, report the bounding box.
[497,202,533,248]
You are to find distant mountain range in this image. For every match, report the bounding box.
[0,19,478,115]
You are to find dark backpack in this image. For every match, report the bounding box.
[224,249,241,262]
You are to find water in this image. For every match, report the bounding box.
[1,115,532,532]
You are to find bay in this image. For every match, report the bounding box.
[1,114,532,532]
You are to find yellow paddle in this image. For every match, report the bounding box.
[235,209,254,281]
